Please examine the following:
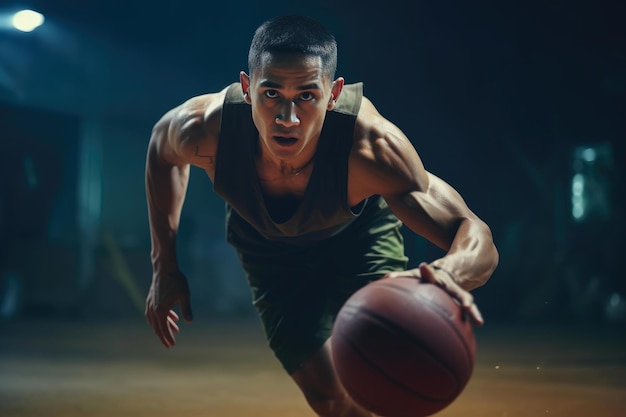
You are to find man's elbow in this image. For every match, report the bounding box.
[477,234,499,288]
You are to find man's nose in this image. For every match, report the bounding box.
[275,101,300,127]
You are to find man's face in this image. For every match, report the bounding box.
[241,52,343,163]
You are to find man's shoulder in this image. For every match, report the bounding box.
[157,86,231,150]
[154,85,233,141]
[175,84,232,125]
[353,96,387,138]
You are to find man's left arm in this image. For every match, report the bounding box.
[383,173,499,325]
[351,97,498,323]
[385,172,498,289]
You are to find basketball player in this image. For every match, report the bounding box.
[145,15,498,417]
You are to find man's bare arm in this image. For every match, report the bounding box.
[145,114,190,274]
[146,91,222,274]
[144,93,221,348]
[349,98,498,323]
[384,174,498,290]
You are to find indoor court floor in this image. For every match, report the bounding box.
[1,317,624,417]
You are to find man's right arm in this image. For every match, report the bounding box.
[144,93,222,348]
[144,110,195,348]
[145,112,191,278]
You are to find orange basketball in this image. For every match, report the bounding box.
[332,277,476,417]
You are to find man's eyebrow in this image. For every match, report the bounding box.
[259,80,282,89]
[297,83,322,91]
[258,80,322,90]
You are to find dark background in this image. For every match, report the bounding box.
[1,0,624,325]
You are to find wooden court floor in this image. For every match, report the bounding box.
[1,317,624,417]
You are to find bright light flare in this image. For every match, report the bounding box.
[12,9,45,32]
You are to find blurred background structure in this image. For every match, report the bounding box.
[0,0,624,325]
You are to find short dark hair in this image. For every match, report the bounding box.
[248,15,337,79]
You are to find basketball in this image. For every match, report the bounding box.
[331,277,476,417]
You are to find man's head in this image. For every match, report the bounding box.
[241,16,344,167]
[248,15,337,80]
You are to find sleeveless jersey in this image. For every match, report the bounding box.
[213,82,388,246]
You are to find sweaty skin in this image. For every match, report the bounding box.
[144,52,498,348]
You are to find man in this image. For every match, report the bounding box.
[145,15,498,417]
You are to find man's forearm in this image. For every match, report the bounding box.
[145,141,190,273]
[431,218,498,291]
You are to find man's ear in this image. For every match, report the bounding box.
[240,71,252,104]
[327,77,345,110]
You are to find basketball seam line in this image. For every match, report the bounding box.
[337,308,461,402]
[377,281,475,370]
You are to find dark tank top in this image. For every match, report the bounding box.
[214,82,387,246]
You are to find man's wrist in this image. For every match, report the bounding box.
[431,264,458,283]
[152,257,180,275]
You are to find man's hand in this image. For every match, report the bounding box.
[384,262,484,326]
[145,271,194,348]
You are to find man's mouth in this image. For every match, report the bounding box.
[273,136,298,146]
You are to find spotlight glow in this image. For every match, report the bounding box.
[12,9,45,32]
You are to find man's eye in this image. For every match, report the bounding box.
[264,90,279,98]
[299,92,314,101]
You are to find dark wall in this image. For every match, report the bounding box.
[1,0,624,323]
